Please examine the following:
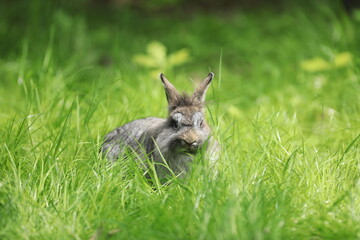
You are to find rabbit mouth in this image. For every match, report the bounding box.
[177,147,198,155]
[176,140,201,154]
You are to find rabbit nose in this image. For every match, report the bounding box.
[181,139,198,147]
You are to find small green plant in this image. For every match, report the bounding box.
[300,52,353,72]
[132,41,190,78]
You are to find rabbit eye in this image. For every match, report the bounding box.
[172,120,180,130]
[200,120,204,128]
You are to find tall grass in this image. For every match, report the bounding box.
[1,2,360,239]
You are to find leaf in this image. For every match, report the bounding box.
[334,52,352,67]
[168,48,190,66]
[300,52,353,73]
[146,41,167,65]
[300,57,331,72]
[132,54,158,68]
[132,41,191,73]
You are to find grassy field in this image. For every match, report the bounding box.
[1,1,360,239]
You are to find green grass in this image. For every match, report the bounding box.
[1,1,360,239]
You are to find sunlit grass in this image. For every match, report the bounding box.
[1,2,360,239]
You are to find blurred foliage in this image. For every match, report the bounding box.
[132,41,190,78]
[300,52,353,72]
[94,0,343,11]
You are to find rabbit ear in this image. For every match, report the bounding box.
[192,72,214,103]
[160,73,180,106]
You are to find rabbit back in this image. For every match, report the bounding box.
[101,117,165,161]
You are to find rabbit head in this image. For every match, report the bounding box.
[158,73,214,154]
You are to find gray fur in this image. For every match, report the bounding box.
[101,73,219,178]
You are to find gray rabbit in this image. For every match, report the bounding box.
[101,73,219,178]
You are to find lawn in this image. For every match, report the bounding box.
[1,1,360,239]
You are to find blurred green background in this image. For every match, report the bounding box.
[1,0,360,239]
[1,0,359,122]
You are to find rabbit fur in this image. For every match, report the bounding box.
[101,73,219,178]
